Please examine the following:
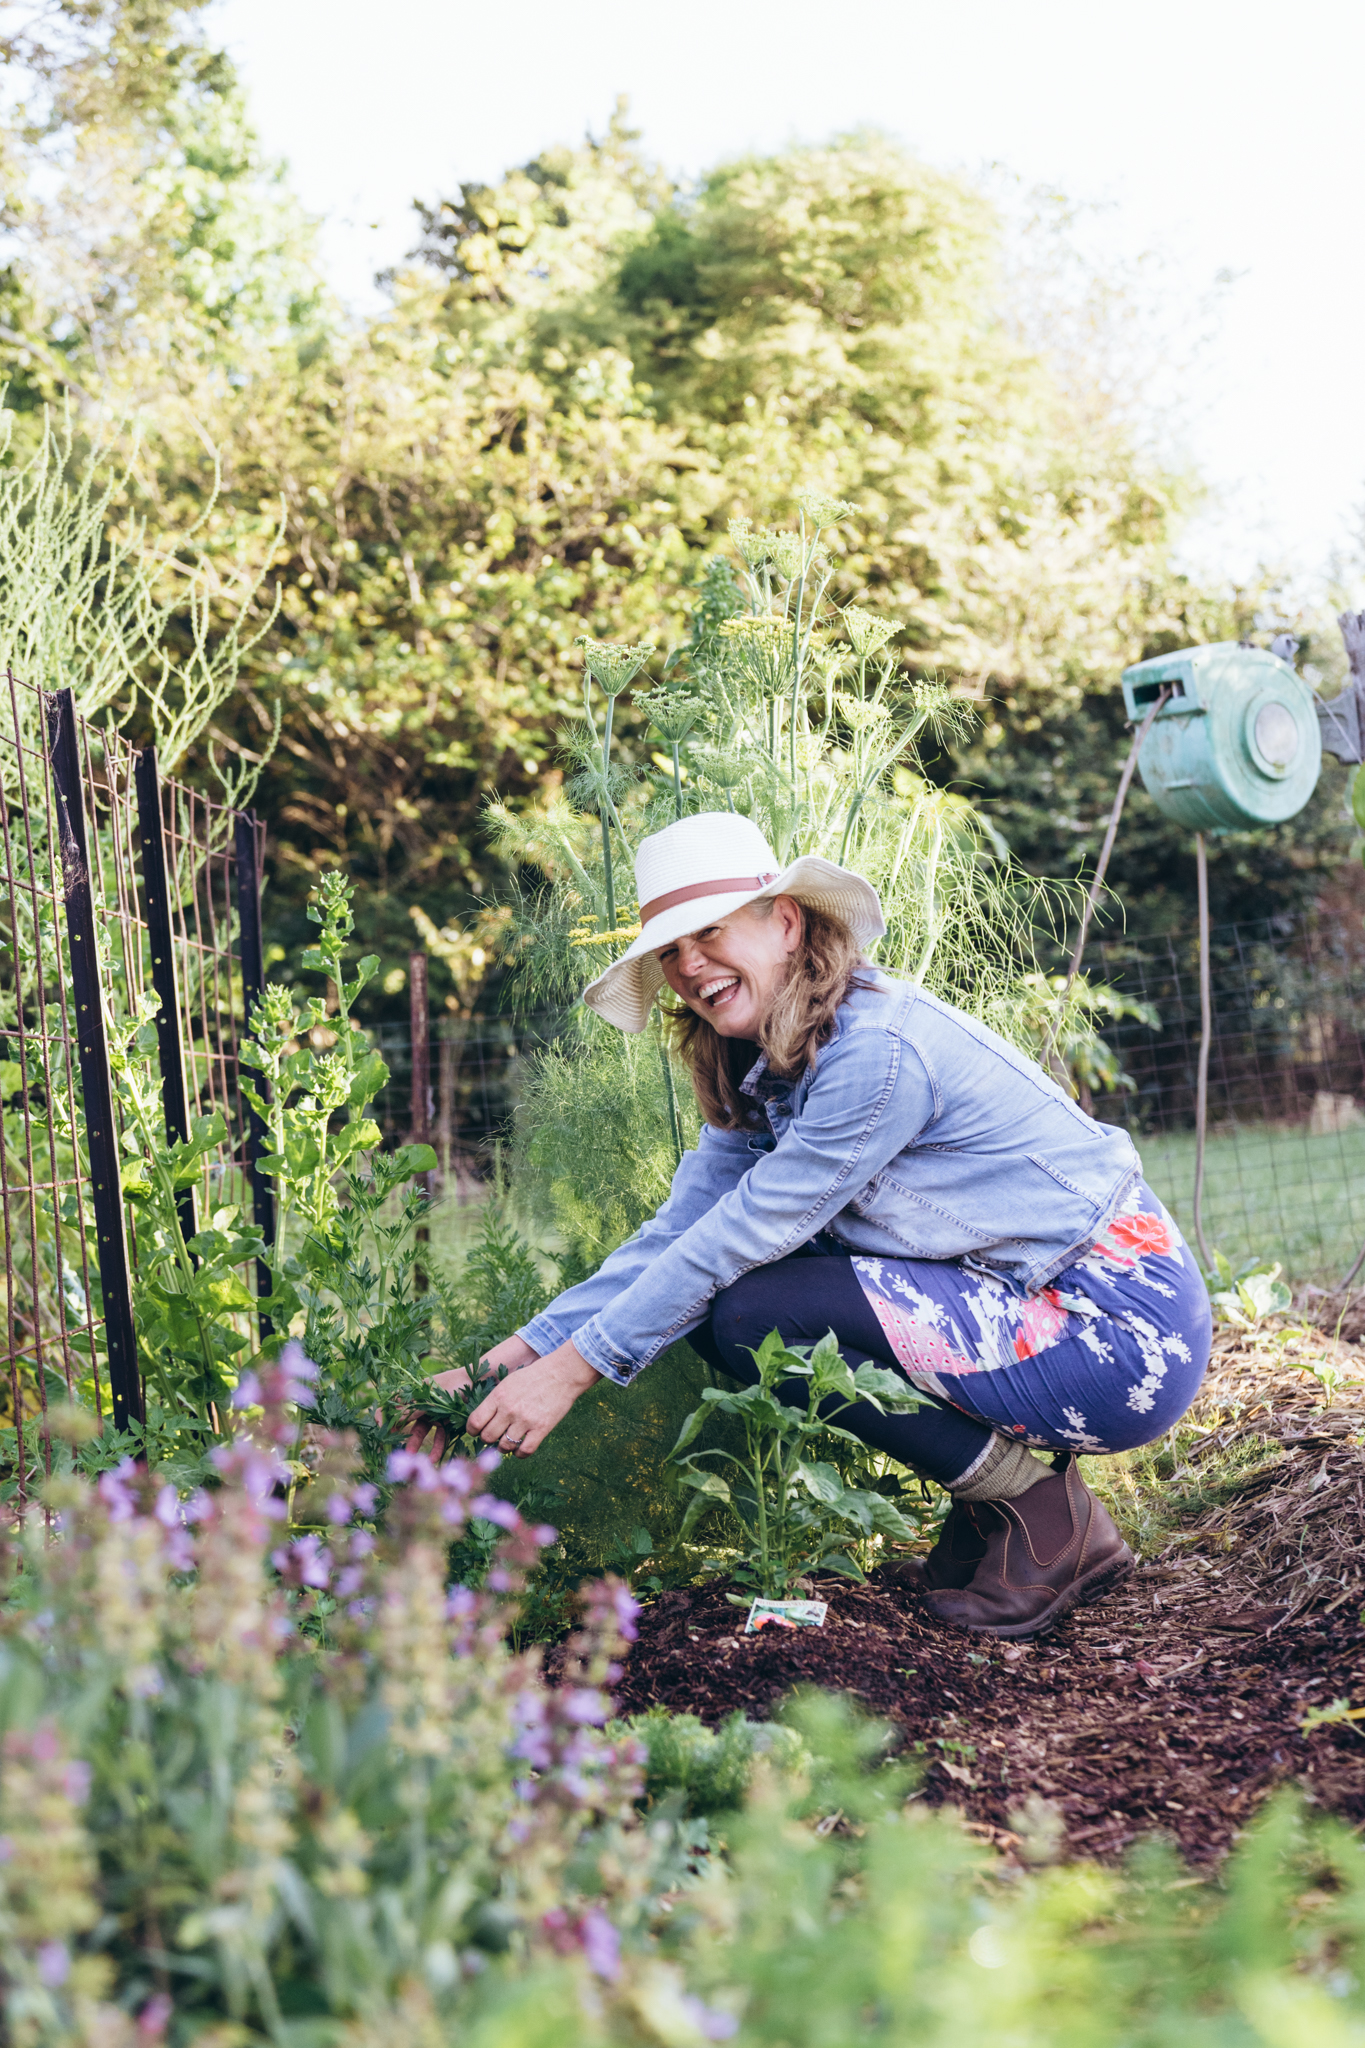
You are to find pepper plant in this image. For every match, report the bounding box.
[669,1327,927,1596]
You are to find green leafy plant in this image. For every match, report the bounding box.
[1301,1696,1365,1736]
[9,1401,1365,2046]
[616,1705,809,1816]
[1209,1252,1293,1328]
[111,997,263,1434]
[669,1327,927,1596]
[239,870,440,1477]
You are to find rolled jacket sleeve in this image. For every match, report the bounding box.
[570,1025,935,1383]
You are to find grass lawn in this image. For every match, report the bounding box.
[1130,1115,1365,1286]
[419,1115,1365,1299]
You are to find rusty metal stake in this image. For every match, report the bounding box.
[410,950,431,1289]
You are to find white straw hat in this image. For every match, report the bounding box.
[581,812,887,1032]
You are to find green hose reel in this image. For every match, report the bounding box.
[1120,641,1322,831]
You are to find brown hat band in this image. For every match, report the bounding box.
[639,873,778,927]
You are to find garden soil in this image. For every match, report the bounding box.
[613,1321,1365,1865]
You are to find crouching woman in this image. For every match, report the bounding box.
[419,813,1212,1640]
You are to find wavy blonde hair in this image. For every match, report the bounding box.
[664,898,870,1131]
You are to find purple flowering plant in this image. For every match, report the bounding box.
[0,1354,716,2046]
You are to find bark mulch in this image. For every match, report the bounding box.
[613,1327,1365,1865]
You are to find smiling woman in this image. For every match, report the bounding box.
[412,812,1213,1642]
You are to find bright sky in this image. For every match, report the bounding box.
[212,0,1365,596]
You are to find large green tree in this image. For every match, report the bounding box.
[0,8,1351,993]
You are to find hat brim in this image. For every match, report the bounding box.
[580,855,887,1032]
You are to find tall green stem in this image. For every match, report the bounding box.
[750,1420,772,1595]
[658,1029,683,1168]
[789,514,807,794]
[600,693,617,927]
[911,813,944,985]
[670,742,683,822]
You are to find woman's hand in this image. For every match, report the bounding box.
[466,1339,600,1459]
[405,1335,541,1458]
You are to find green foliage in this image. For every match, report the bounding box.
[0,1378,673,2046]
[112,998,262,1429]
[3,17,1238,970]
[1,7,1347,967]
[513,1022,695,1265]
[1208,1253,1294,1328]
[6,1439,1365,2045]
[1017,970,1162,1104]
[0,403,281,812]
[671,1328,926,1596]
[238,870,441,1475]
[435,1199,558,1363]
[497,503,1057,1030]
[616,1706,809,1817]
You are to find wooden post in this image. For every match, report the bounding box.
[45,688,142,1430]
[409,951,431,1165]
[409,950,431,1288]
[437,1030,455,1196]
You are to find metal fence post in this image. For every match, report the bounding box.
[134,747,196,1249]
[234,813,275,1334]
[45,687,143,1431]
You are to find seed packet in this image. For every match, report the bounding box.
[745,1597,829,1633]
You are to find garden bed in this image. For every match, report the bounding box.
[614,1324,1365,1865]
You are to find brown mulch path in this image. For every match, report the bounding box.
[613,1327,1365,1864]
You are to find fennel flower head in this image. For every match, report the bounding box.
[575,635,652,696]
[691,744,752,793]
[727,518,770,569]
[797,488,858,530]
[727,521,805,580]
[717,613,789,646]
[635,685,708,746]
[841,605,904,660]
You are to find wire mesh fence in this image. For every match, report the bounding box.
[370,1011,569,1200]
[369,911,1365,1293]
[1082,911,1365,1285]
[6,645,1361,1513]
[0,672,268,1494]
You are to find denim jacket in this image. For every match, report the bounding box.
[518,974,1142,1386]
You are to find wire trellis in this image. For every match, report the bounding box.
[0,671,268,1497]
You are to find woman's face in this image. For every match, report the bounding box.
[655,896,803,1038]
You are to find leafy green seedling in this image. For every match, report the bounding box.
[1208,1252,1292,1329]
[669,1327,926,1597]
[404,1361,509,1458]
[1301,1697,1365,1737]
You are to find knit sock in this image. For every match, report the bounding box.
[949,1434,1054,1503]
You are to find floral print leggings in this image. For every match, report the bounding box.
[850,1183,1212,1456]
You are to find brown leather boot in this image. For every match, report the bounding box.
[920,1457,1134,1639]
[882,1501,988,1592]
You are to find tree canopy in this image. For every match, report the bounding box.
[0,5,1351,996]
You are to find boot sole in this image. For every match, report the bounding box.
[924,1547,1136,1641]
